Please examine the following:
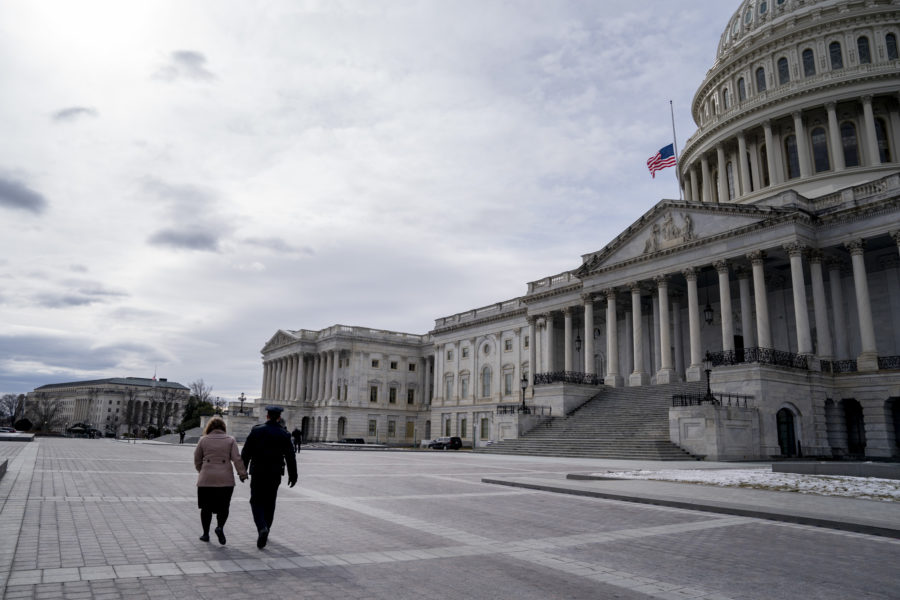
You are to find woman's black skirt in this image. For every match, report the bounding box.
[197,486,234,513]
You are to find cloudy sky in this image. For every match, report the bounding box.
[0,0,737,401]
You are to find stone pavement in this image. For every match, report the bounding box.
[1,439,899,600]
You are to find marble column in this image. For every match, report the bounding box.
[763,120,779,185]
[701,154,712,203]
[624,310,633,377]
[683,174,693,205]
[861,95,880,166]
[845,239,879,371]
[672,291,685,379]
[297,354,306,402]
[546,312,556,373]
[332,350,340,401]
[737,132,751,197]
[828,259,849,360]
[785,243,813,355]
[563,307,574,372]
[748,251,772,348]
[288,354,297,402]
[655,276,675,383]
[528,317,537,386]
[582,296,595,375]
[605,290,622,386]
[809,251,833,359]
[312,353,321,403]
[683,268,702,381]
[261,361,270,399]
[432,350,440,404]
[893,231,900,260]
[737,267,756,349]
[826,102,845,171]
[792,111,811,178]
[275,359,284,401]
[716,145,728,202]
[714,260,735,353]
[689,168,700,203]
[629,282,649,386]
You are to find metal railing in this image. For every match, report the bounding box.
[877,355,900,370]
[707,347,808,370]
[672,393,754,408]
[533,371,603,386]
[821,359,858,374]
[495,404,552,416]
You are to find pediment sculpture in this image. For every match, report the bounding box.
[643,212,695,254]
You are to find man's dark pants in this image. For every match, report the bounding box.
[249,476,281,531]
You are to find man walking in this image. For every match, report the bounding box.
[291,426,302,453]
[240,406,297,549]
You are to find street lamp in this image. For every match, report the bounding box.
[238,392,246,415]
[520,374,529,414]
[703,351,715,404]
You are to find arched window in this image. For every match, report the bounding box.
[777,57,789,84]
[829,41,843,70]
[726,162,735,200]
[756,67,767,92]
[875,118,892,163]
[737,77,746,101]
[760,144,770,187]
[802,48,816,77]
[857,36,871,64]
[784,134,800,179]
[887,33,899,60]
[481,366,491,397]
[811,127,830,172]
[841,122,859,167]
[759,1,768,14]
[722,88,730,110]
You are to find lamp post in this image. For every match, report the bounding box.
[703,351,715,404]
[519,374,529,414]
[238,392,246,415]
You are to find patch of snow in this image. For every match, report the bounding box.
[596,468,900,502]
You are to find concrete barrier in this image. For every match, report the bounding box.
[773,462,900,480]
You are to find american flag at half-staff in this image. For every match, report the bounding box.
[647,143,677,178]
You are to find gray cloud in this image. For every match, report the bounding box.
[244,237,315,256]
[62,279,128,299]
[148,228,221,251]
[141,177,217,211]
[0,176,47,214]
[154,50,216,82]
[35,293,98,308]
[52,106,98,122]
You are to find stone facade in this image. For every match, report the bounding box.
[261,0,900,459]
[26,377,189,436]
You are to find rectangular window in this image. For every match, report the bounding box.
[504,339,512,351]
[408,363,416,372]
[460,418,467,438]
[389,388,397,404]
[504,373,513,395]
[461,347,469,358]
[446,349,453,360]
[405,421,415,439]
[445,379,452,401]
[368,420,377,436]
[390,361,398,370]
[343,384,348,400]
[460,377,468,399]
[370,386,378,403]
[524,335,529,349]
[371,359,380,368]
[387,421,396,437]
[480,418,489,440]
[407,389,415,404]
[445,420,451,436]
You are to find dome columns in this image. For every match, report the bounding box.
[825,102,846,172]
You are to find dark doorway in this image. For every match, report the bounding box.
[776,408,797,456]
[301,416,310,442]
[842,399,866,457]
[889,398,900,456]
[734,335,745,363]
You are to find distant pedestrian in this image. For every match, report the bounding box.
[241,406,297,549]
[194,417,247,545]
[179,430,185,444]
[291,427,302,453]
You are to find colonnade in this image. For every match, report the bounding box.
[127,400,179,428]
[682,94,899,204]
[533,234,899,386]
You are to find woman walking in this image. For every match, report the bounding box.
[194,416,247,544]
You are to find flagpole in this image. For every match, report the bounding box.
[669,100,683,201]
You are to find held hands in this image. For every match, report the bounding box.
[240,475,248,483]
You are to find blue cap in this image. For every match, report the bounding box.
[265,405,284,414]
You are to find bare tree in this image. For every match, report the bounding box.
[1,393,18,425]
[190,379,213,404]
[28,394,66,432]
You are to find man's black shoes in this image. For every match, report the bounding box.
[256,527,269,549]
[215,527,226,545]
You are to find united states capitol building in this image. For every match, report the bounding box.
[261,0,900,461]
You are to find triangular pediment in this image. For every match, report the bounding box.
[261,329,299,353]
[574,201,791,277]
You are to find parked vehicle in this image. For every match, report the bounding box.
[0,426,16,433]
[428,436,462,450]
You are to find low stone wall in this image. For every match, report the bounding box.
[773,462,900,480]
[669,404,760,461]
[0,433,34,443]
[532,383,600,416]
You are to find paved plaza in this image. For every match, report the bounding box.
[1,439,899,599]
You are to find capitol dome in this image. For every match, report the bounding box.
[680,0,900,204]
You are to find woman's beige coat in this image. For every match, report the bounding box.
[194,430,247,487]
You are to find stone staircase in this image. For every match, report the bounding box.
[478,381,707,460]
